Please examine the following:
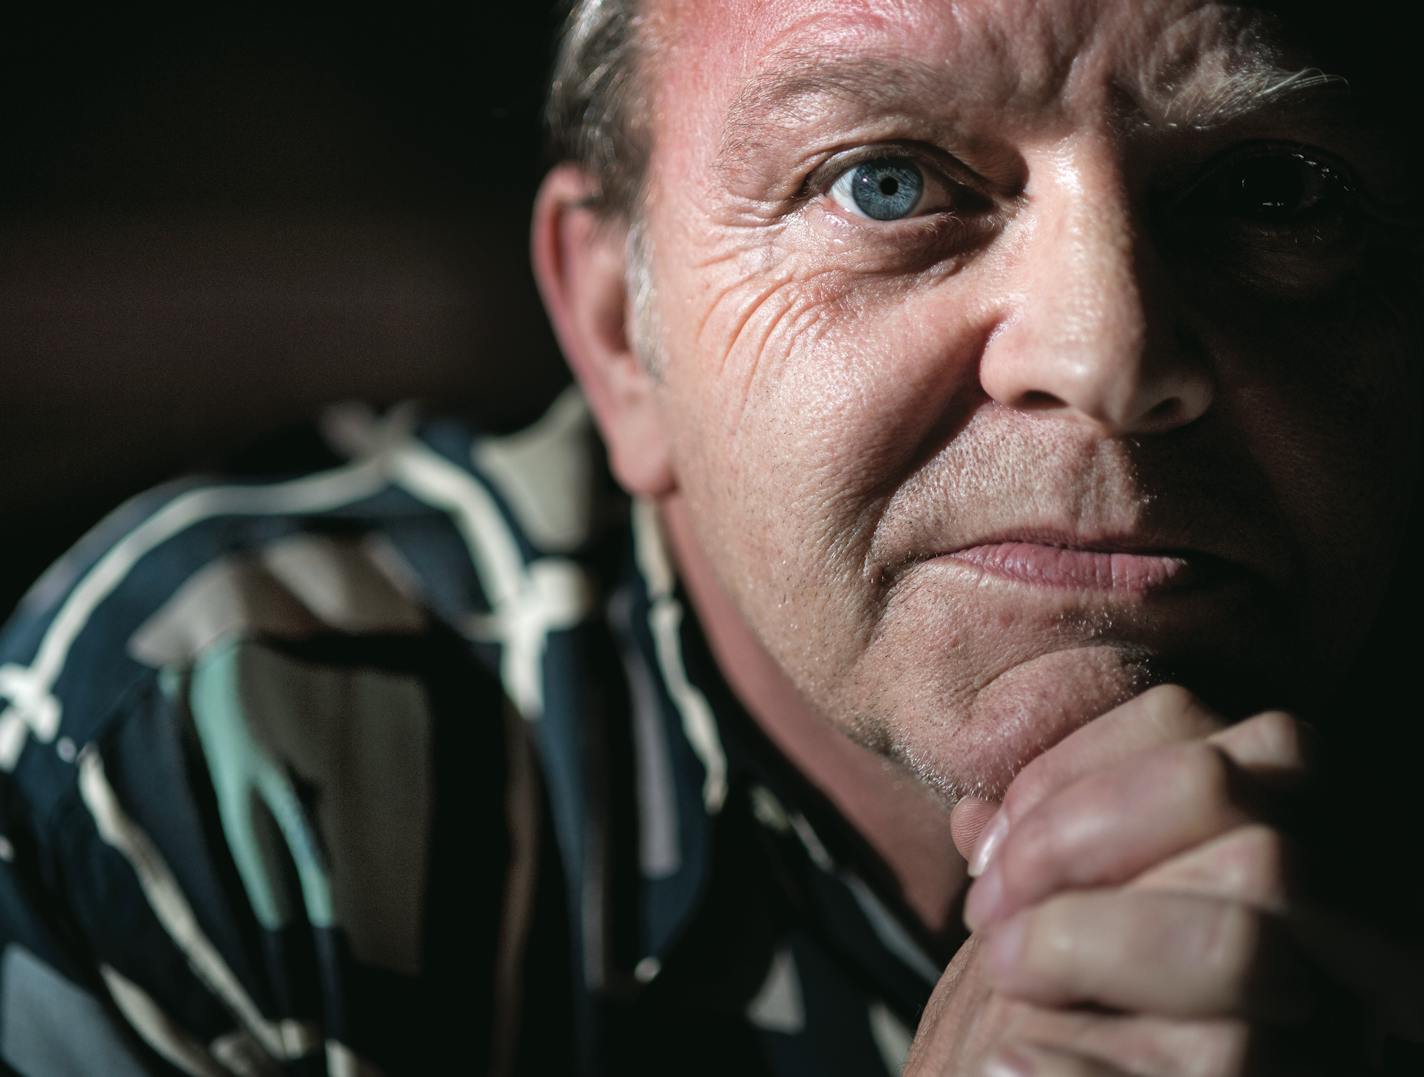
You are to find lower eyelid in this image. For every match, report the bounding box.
[805,197,998,259]
[827,186,962,223]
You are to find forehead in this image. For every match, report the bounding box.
[652,0,1308,142]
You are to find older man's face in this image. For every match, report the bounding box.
[636,0,1419,798]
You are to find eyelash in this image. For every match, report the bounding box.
[1170,141,1358,216]
[1157,140,1386,266]
[802,145,985,217]
[793,147,1007,273]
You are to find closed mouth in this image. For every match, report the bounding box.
[938,540,1231,593]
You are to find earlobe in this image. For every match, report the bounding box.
[531,165,675,498]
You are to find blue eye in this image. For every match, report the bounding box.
[830,158,926,220]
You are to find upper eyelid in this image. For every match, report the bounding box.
[800,143,979,202]
[1167,141,1360,204]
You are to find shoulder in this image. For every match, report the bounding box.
[0,391,613,1073]
[0,387,615,796]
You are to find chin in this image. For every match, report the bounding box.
[865,643,1275,804]
[837,569,1319,801]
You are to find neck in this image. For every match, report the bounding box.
[657,497,968,948]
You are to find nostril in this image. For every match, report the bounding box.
[1017,390,1066,411]
[1144,397,1184,426]
[1141,390,1212,431]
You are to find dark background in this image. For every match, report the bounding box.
[1,4,568,616]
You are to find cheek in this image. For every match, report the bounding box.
[652,232,997,686]
[668,223,987,478]
[663,248,991,585]
[1209,294,1422,655]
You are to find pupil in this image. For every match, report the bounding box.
[849,159,924,221]
[1236,157,1307,215]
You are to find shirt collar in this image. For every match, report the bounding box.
[608,499,944,1001]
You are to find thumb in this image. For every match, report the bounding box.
[950,797,999,864]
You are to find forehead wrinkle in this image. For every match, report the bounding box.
[702,2,1136,176]
[716,52,955,172]
[705,2,1361,165]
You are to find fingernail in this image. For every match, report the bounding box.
[969,810,1009,878]
[981,1044,1037,1077]
[985,914,1028,981]
[963,861,1003,933]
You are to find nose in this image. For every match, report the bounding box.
[979,145,1213,436]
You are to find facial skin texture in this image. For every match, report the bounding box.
[565,0,1421,805]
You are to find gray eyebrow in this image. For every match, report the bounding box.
[1155,65,1352,127]
[716,50,1357,172]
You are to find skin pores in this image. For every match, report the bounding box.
[635,0,1421,800]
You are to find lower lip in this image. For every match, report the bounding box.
[942,542,1211,593]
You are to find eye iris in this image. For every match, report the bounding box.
[850,160,924,220]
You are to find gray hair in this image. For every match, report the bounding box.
[545,0,652,220]
[547,0,666,371]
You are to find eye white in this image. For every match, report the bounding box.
[828,158,927,221]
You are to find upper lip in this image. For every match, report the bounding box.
[943,529,1204,557]
[881,519,1289,591]
[867,442,1297,593]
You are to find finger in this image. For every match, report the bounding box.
[1205,709,1319,795]
[993,684,1228,830]
[965,685,1229,876]
[982,1010,1327,1077]
[965,741,1260,931]
[1135,828,1424,1043]
[981,1042,1136,1077]
[984,1030,1331,1077]
[952,797,999,864]
[984,890,1317,1024]
[966,700,1315,899]
[1131,824,1298,914]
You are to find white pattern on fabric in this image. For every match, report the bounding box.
[745,947,807,1033]
[128,534,427,668]
[470,388,601,552]
[867,1001,916,1074]
[323,403,597,719]
[0,409,415,768]
[77,747,326,1064]
[100,965,231,1077]
[631,498,729,813]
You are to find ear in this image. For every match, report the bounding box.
[531,165,675,498]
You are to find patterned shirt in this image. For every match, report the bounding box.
[0,389,944,1076]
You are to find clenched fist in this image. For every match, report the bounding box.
[904,685,1424,1076]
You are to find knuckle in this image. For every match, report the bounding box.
[1243,708,1313,767]
[1225,826,1291,904]
[1142,682,1198,710]
[1139,683,1211,730]
[1181,1022,1253,1077]
[1174,741,1239,809]
[1022,896,1076,971]
[1199,901,1264,995]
